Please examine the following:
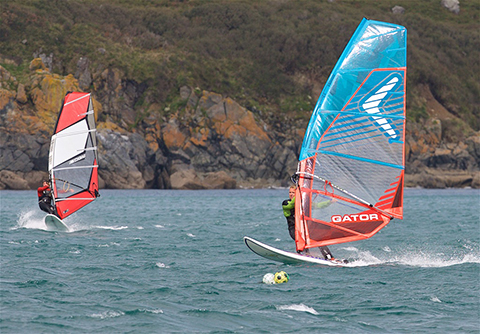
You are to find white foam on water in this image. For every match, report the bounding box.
[391,251,480,268]
[156,262,170,268]
[93,225,129,230]
[89,310,124,319]
[338,247,385,267]
[13,210,48,231]
[340,245,480,268]
[98,242,120,248]
[276,303,319,315]
[12,210,109,233]
[141,308,164,314]
[62,220,90,232]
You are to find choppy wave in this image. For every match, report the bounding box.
[127,308,164,315]
[2,189,479,333]
[89,310,125,319]
[276,303,319,315]
[92,225,129,230]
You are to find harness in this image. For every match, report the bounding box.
[39,189,52,203]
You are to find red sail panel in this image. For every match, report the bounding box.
[89,158,99,194]
[55,92,91,133]
[295,162,396,250]
[55,191,97,219]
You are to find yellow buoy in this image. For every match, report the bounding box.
[274,271,289,284]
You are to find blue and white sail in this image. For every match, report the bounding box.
[295,19,406,250]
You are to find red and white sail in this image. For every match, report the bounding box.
[48,92,99,219]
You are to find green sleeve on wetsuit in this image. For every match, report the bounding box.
[314,200,333,209]
[282,197,295,217]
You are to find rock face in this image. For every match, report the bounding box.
[441,0,460,14]
[1,60,76,189]
[156,87,295,188]
[1,59,478,190]
[403,84,479,188]
[0,59,297,190]
[97,129,150,189]
[392,6,405,15]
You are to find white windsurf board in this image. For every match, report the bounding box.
[244,236,347,266]
[44,214,70,232]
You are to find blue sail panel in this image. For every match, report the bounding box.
[300,18,406,161]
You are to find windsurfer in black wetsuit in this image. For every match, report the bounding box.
[282,185,335,260]
[37,181,57,216]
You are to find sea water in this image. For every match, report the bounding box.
[0,188,478,333]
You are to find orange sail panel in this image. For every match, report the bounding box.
[49,92,99,219]
[295,19,406,251]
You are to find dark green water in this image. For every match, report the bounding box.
[1,189,479,333]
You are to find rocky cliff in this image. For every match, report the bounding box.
[1,60,300,190]
[1,59,478,190]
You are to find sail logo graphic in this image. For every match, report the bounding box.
[362,77,399,139]
[331,213,379,223]
[69,154,86,164]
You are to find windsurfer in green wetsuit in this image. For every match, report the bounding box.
[282,185,297,241]
[282,185,335,260]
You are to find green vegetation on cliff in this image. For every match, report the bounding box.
[1,0,479,131]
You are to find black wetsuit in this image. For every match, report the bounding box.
[37,185,56,215]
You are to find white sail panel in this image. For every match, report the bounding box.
[50,120,89,169]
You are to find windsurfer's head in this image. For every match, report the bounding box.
[289,185,296,199]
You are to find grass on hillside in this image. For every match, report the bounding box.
[1,0,479,132]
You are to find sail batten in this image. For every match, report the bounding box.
[295,19,406,251]
[78,147,97,152]
[317,150,404,169]
[49,92,99,219]
[64,93,90,105]
[55,129,97,138]
[53,165,99,171]
[55,198,96,202]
